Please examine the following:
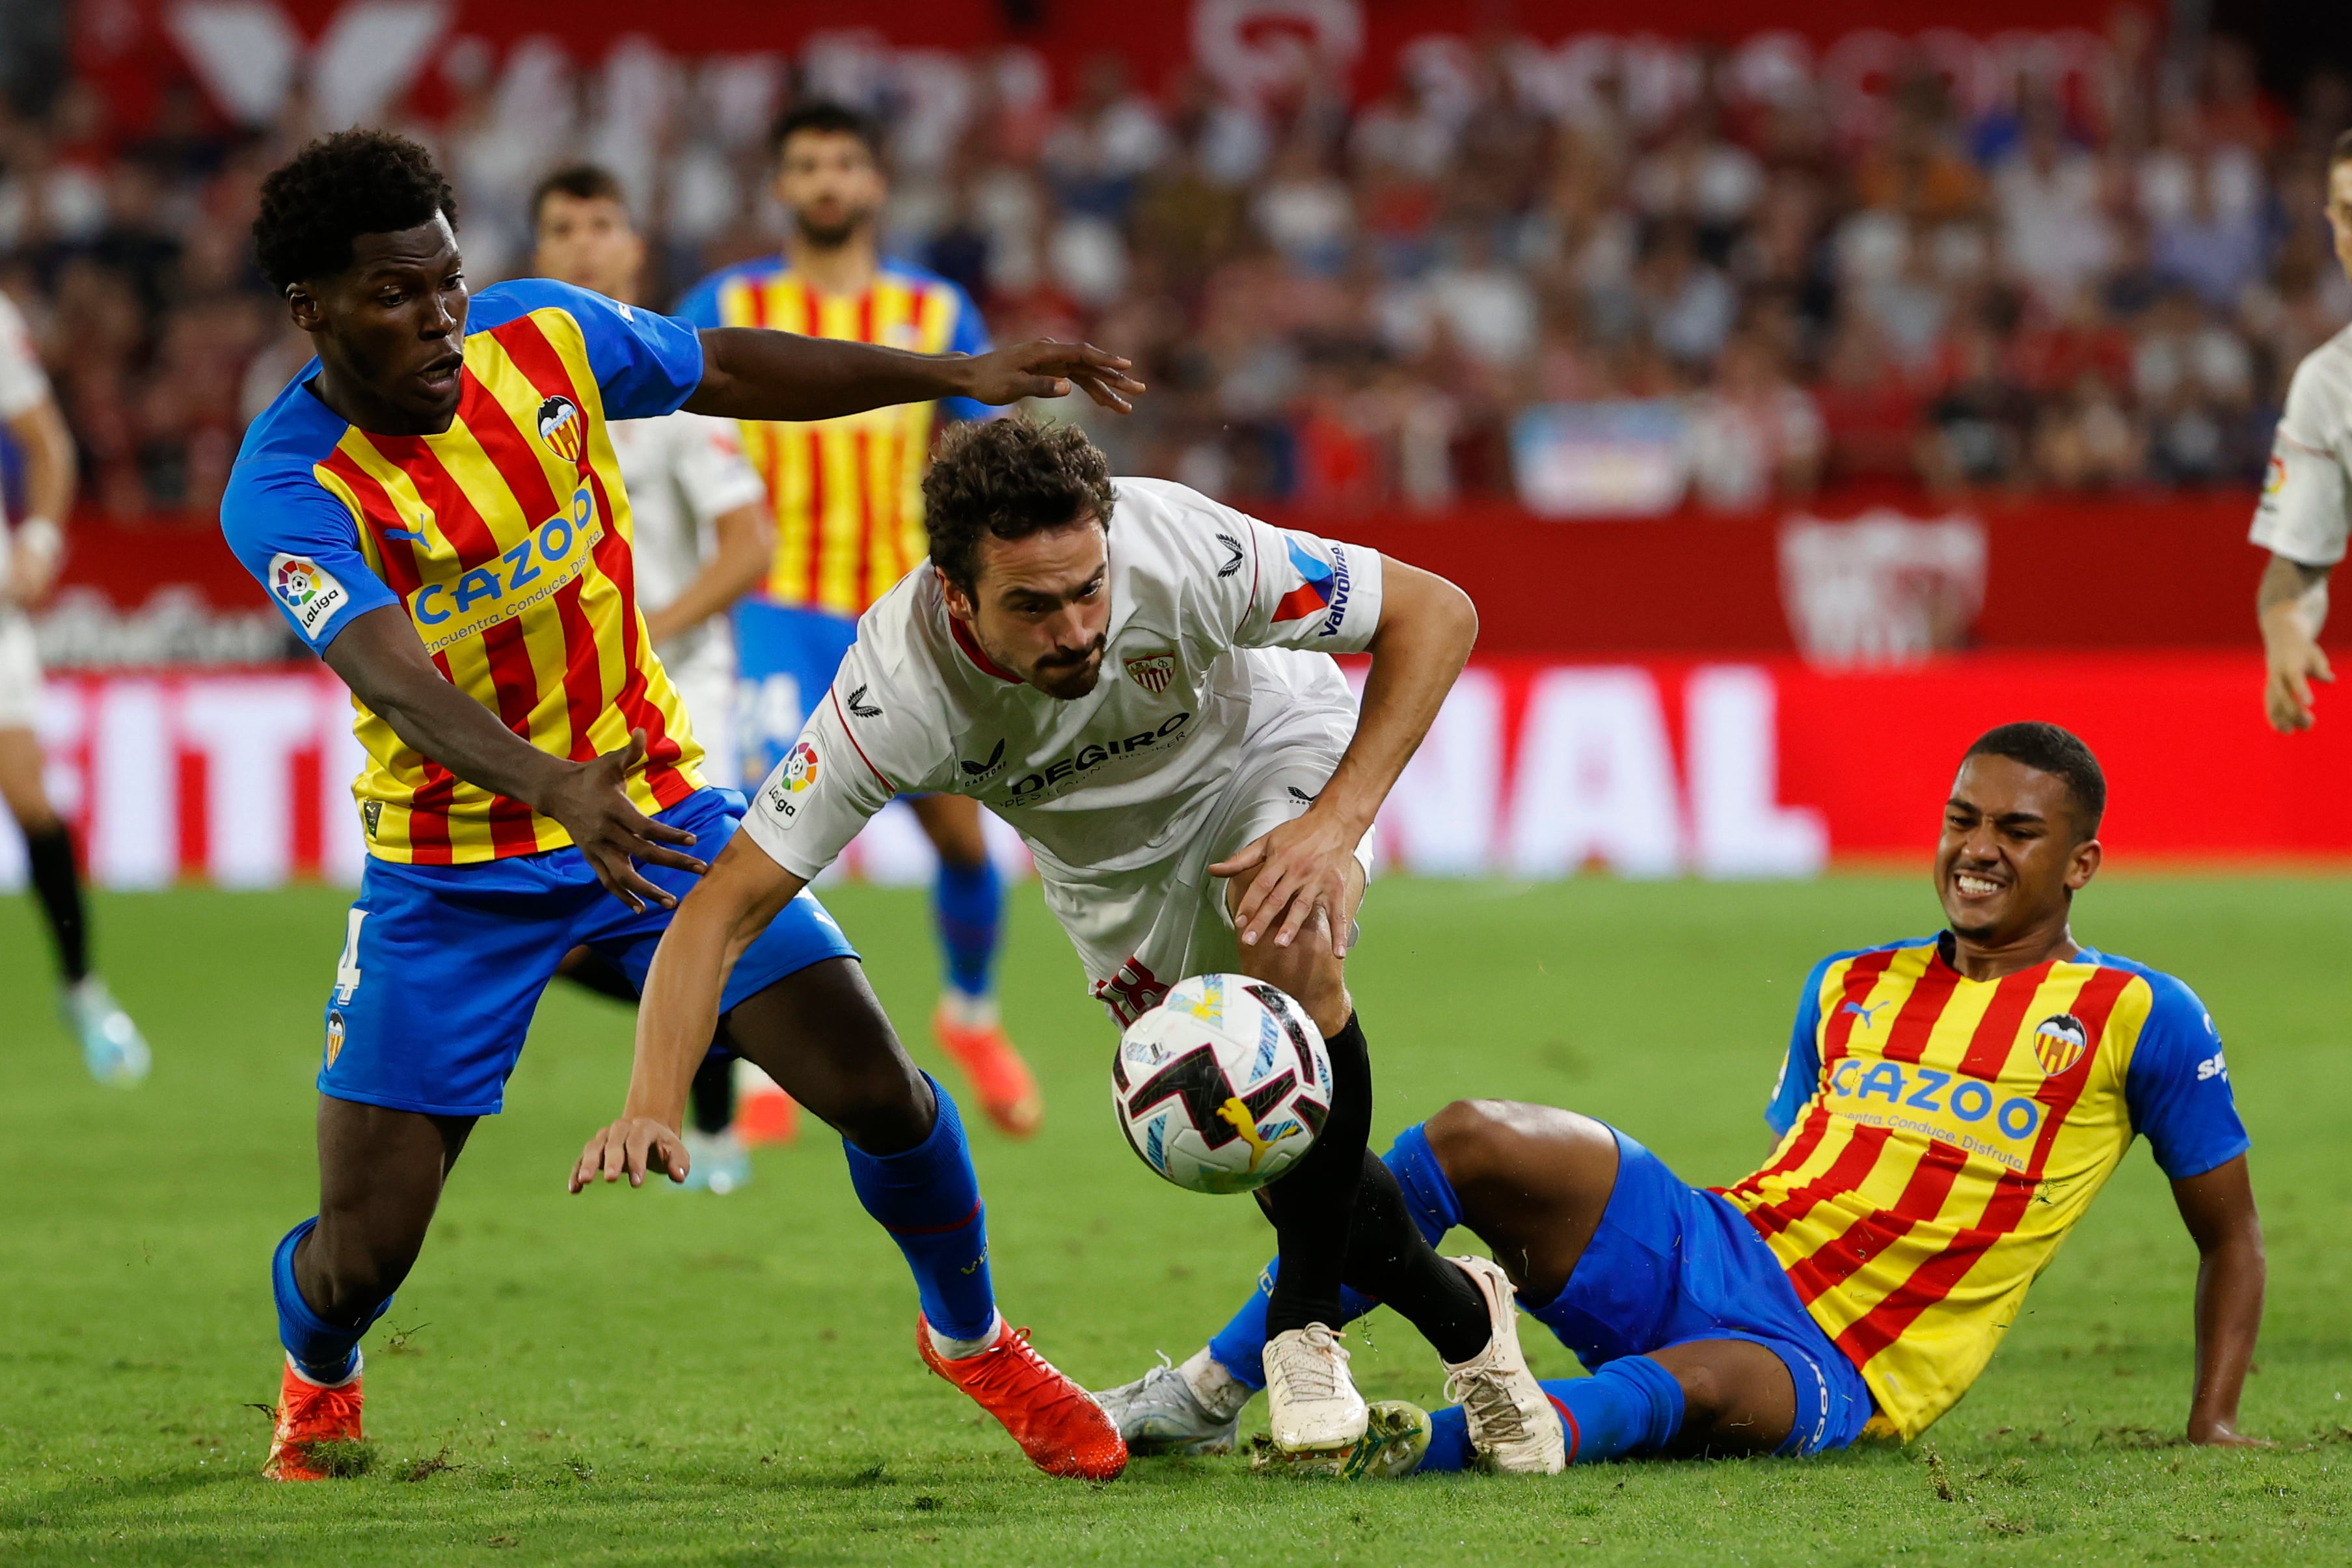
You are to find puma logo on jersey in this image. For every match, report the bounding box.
[846,684,881,718]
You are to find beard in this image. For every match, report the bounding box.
[794,208,870,250]
[1032,639,1106,699]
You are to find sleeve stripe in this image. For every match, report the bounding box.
[830,688,899,794]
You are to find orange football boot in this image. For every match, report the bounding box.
[918,1315,1127,1481]
[932,1003,1042,1138]
[734,1058,798,1147]
[262,1357,366,1481]
[735,1085,799,1146]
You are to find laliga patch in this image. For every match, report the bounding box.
[781,739,820,792]
[1125,652,1175,695]
[268,553,349,640]
[2031,1013,2089,1076]
[535,394,587,464]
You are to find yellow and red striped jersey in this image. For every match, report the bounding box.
[224,280,710,864]
[675,256,989,615]
[1722,934,2247,1438]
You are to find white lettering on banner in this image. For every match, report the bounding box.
[1506,668,1683,878]
[92,681,174,889]
[179,681,320,887]
[1360,665,1502,876]
[1686,666,1828,879]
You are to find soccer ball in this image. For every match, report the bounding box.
[1112,974,1332,1195]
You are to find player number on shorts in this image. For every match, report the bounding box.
[334,909,368,1003]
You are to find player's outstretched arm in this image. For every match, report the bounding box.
[571,834,806,1192]
[2256,552,2333,733]
[321,605,706,910]
[1217,559,1478,951]
[684,330,1144,424]
[2170,1154,2269,1446]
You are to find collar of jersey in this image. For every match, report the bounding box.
[948,614,1025,684]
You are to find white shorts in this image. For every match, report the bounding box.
[0,606,42,731]
[1041,666,1370,1028]
[669,662,739,791]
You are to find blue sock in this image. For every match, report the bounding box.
[1420,1358,1686,1472]
[1205,1124,1457,1390]
[272,1218,390,1384]
[841,1075,997,1341]
[932,857,1003,1001]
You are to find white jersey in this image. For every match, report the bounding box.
[2252,323,2352,567]
[608,409,767,686]
[740,477,1385,885]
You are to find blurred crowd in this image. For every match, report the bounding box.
[0,25,2345,525]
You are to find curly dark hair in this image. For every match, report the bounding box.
[1964,721,2107,839]
[253,129,458,293]
[921,416,1116,593]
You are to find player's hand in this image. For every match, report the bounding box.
[539,729,707,912]
[1211,808,1363,956]
[569,1115,690,1191]
[960,340,1145,414]
[2262,629,2332,733]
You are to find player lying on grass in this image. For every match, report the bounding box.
[1096,723,2269,1470]
[222,129,1142,1483]
[578,417,1515,1467]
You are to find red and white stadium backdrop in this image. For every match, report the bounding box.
[5,652,2344,891]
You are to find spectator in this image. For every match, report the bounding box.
[1684,329,1824,509]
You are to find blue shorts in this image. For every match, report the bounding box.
[735,599,859,781]
[1525,1127,1876,1455]
[318,787,858,1116]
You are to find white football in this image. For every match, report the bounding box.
[1111,973,1332,1195]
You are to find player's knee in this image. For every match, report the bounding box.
[827,1057,936,1153]
[1422,1098,1522,1185]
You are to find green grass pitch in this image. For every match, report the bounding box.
[3,872,2348,1565]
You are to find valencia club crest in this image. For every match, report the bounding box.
[535,394,586,464]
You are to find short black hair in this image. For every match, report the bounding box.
[253,129,457,293]
[1962,722,2106,838]
[770,99,884,163]
[2333,126,2352,168]
[530,163,630,228]
[921,416,1116,593]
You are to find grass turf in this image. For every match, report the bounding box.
[1,872,2347,1565]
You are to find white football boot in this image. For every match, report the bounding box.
[1093,1350,1246,1455]
[1442,1255,1566,1474]
[64,976,150,1087]
[1264,1323,1368,1453]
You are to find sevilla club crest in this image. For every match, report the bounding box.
[1125,653,1175,696]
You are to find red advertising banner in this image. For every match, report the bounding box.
[6,650,2336,891]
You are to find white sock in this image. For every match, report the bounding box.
[1179,1345,1252,1422]
[928,1312,1002,1361]
[941,990,999,1030]
[284,1348,363,1390]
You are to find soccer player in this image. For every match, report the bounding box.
[675,101,1039,1138]
[2253,127,2352,734]
[579,418,1502,1467]
[1097,723,2267,1471]
[0,285,150,1083]
[222,129,1141,1483]
[530,161,779,1192]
